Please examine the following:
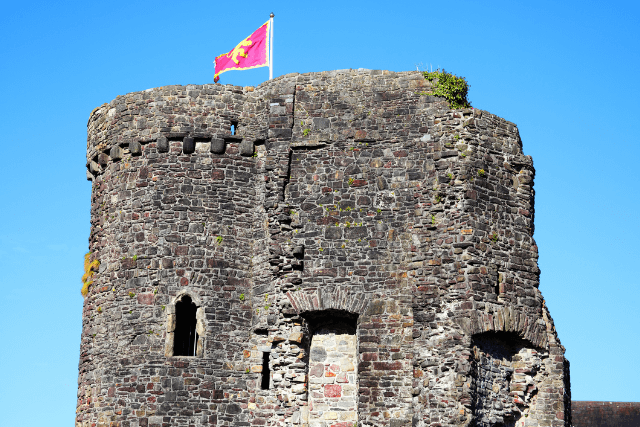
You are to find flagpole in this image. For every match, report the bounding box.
[269,12,274,80]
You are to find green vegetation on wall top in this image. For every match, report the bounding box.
[422,69,471,109]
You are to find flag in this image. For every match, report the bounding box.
[214,21,270,83]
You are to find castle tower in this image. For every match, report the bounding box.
[77,70,570,427]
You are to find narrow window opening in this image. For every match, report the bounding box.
[495,270,502,296]
[174,295,198,356]
[261,352,270,389]
[231,120,238,135]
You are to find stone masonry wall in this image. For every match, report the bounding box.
[308,327,358,427]
[571,401,640,427]
[78,69,569,427]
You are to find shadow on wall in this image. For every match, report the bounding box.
[469,332,542,427]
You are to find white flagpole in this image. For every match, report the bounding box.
[269,12,274,80]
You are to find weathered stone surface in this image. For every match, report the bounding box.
[129,140,141,156]
[78,69,569,427]
[183,136,195,154]
[572,401,640,427]
[210,138,225,154]
[109,145,122,161]
[157,136,169,153]
[238,139,254,156]
[309,331,357,426]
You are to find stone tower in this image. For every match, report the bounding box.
[77,69,570,427]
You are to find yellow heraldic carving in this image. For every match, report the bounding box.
[227,36,253,64]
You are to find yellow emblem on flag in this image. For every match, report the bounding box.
[227,37,253,64]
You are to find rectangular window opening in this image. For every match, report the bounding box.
[261,352,270,390]
[231,120,238,135]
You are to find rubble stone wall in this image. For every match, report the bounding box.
[78,69,569,427]
[308,326,358,427]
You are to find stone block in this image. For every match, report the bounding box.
[310,363,324,378]
[98,152,109,166]
[89,161,100,174]
[239,139,254,156]
[313,118,330,129]
[129,141,142,156]
[325,227,342,239]
[210,138,225,154]
[157,136,169,153]
[195,141,210,153]
[109,145,123,160]
[310,347,327,362]
[323,411,337,420]
[183,137,195,154]
[292,383,306,394]
[289,331,303,343]
[324,384,341,397]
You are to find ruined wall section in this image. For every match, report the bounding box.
[407,103,569,427]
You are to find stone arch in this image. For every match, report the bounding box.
[164,292,206,357]
[286,286,371,317]
[285,287,368,427]
[454,307,549,349]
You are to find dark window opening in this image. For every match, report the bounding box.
[304,309,358,336]
[495,270,501,295]
[470,332,537,427]
[174,295,198,356]
[261,352,270,389]
[231,120,238,135]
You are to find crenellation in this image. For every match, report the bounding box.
[77,69,569,427]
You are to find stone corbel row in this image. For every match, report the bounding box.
[87,132,263,180]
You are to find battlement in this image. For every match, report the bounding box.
[77,69,569,427]
[86,69,448,178]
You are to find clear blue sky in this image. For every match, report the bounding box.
[0,1,638,425]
